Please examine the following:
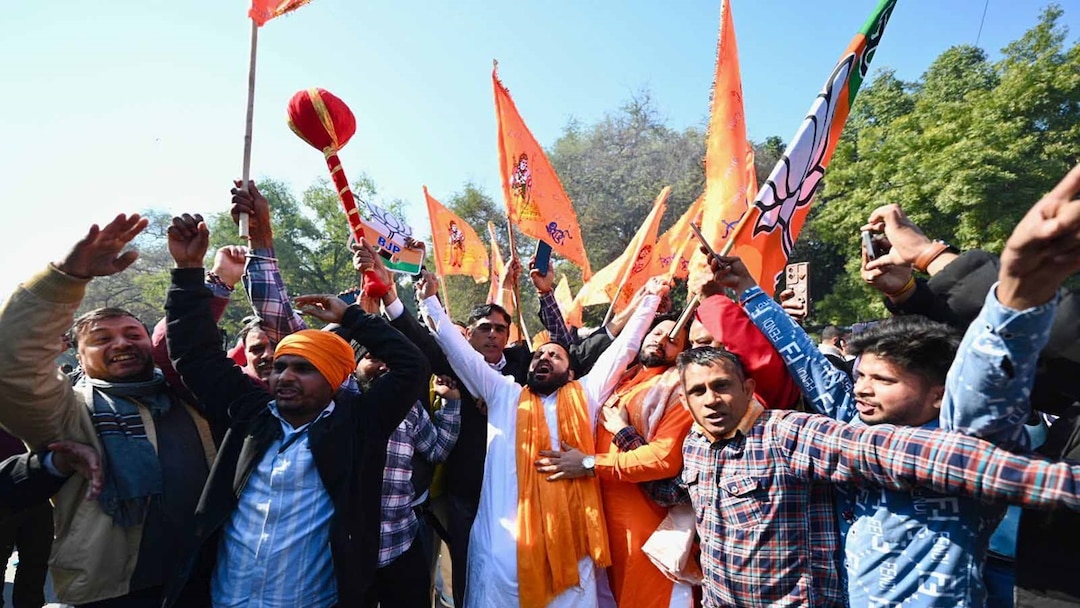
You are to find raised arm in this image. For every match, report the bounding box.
[414,375,463,464]
[0,214,147,448]
[710,255,857,421]
[165,214,268,424]
[530,263,579,347]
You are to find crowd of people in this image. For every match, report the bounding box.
[0,163,1078,608]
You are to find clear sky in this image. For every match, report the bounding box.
[1,0,1074,298]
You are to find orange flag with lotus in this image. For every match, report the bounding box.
[493,64,592,279]
[425,187,489,283]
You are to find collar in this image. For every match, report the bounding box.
[819,344,845,359]
[268,399,337,433]
[488,354,507,372]
[692,398,765,444]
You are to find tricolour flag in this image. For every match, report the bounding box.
[687,0,753,289]
[493,65,593,278]
[569,187,669,317]
[249,0,312,26]
[425,186,489,283]
[729,0,897,294]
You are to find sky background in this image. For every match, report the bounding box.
[1,0,1076,299]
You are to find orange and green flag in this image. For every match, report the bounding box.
[493,64,593,279]
[570,187,669,317]
[425,187,489,283]
[687,0,752,290]
[249,0,312,26]
[728,0,897,294]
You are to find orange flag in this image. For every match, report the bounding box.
[554,275,583,328]
[650,195,705,282]
[687,0,752,290]
[728,0,897,294]
[570,187,669,317]
[249,0,312,26]
[493,65,593,279]
[425,187,489,283]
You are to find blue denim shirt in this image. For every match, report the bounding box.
[740,283,1056,607]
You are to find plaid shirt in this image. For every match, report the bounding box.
[612,426,689,507]
[686,407,1080,608]
[537,290,579,346]
[244,247,306,343]
[379,397,461,567]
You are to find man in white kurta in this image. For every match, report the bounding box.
[420,286,663,608]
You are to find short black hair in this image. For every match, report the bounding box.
[649,312,690,345]
[237,317,268,346]
[820,325,844,341]
[676,346,747,381]
[846,315,960,387]
[71,308,145,347]
[467,303,512,327]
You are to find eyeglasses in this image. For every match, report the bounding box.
[472,322,509,334]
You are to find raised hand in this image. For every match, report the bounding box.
[707,253,757,296]
[57,214,149,279]
[294,294,351,323]
[433,374,461,400]
[48,441,104,501]
[415,269,440,301]
[643,276,672,298]
[167,214,210,269]
[860,246,914,302]
[351,238,392,287]
[997,163,1080,310]
[211,245,248,289]
[528,256,555,294]
[502,256,522,287]
[231,180,273,248]
[778,289,808,323]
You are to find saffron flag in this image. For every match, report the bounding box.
[493,65,593,278]
[651,195,705,282]
[729,0,898,294]
[249,0,312,26]
[570,187,669,316]
[425,187,489,283]
[554,275,582,328]
[687,0,753,289]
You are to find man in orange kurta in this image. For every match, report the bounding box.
[595,315,693,608]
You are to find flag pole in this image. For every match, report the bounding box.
[668,212,748,340]
[239,18,259,239]
[505,217,531,348]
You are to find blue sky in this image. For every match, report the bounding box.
[1,0,1074,298]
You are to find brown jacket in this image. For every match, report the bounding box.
[0,265,215,604]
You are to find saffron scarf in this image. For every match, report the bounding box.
[516,381,610,607]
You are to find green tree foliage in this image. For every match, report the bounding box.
[809,5,1080,323]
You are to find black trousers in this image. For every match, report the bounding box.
[370,527,433,608]
[445,494,478,608]
[0,501,52,608]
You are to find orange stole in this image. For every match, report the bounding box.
[516,381,610,607]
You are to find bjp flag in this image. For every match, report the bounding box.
[728,0,897,294]
[425,187,488,283]
[687,0,753,290]
[650,195,705,282]
[493,65,593,279]
[570,188,669,317]
[249,0,312,26]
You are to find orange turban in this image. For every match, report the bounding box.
[274,329,356,388]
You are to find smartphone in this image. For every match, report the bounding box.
[534,241,553,275]
[689,222,719,259]
[785,262,810,319]
[861,230,878,260]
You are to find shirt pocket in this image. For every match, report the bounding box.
[716,474,766,528]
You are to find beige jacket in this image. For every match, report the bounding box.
[0,265,215,604]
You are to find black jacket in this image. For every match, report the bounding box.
[0,451,64,523]
[162,268,427,607]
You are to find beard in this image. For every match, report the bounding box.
[526,368,572,395]
[639,350,671,368]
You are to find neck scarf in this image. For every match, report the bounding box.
[83,370,171,527]
[516,381,610,607]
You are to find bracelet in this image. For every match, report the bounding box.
[884,275,916,299]
[912,240,953,274]
[206,271,235,293]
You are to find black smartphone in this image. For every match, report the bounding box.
[534,241,553,275]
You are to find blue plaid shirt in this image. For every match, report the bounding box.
[740,283,1057,607]
[537,290,579,346]
[243,247,306,343]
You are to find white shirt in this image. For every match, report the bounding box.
[420,294,660,608]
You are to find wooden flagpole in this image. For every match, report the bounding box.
[668,213,749,340]
[239,19,259,239]
[505,217,531,347]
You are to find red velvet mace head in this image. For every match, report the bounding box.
[287,88,356,155]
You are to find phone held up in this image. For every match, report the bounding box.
[785,262,810,319]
